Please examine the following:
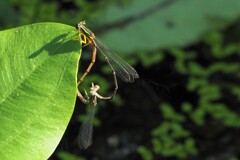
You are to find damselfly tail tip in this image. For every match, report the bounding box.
[134,71,139,79]
[131,69,139,82]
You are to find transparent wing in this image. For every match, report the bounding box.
[78,105,95,149]
[94,38,139,83]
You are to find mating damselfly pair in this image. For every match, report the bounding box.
[75,21,139,149]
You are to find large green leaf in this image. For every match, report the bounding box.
[0,23,81,159]
[98,0,240,53]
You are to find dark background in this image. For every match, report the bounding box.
[1,0,240,160]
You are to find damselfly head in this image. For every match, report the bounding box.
[78,21,86,28]
[77,21,93,38]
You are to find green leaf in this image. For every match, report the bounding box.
[98,0,240,53]
[0,23,81,160]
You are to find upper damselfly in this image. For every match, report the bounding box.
[76,20,139,86]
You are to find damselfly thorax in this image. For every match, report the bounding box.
[79,32,95,47]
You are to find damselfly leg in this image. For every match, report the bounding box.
[77,33,96,86]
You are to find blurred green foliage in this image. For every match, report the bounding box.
[99,0,240,53]
[3,0,121,27]
[138,103,197,159]
[0,1,18,27]
[1,0,240,159]
[137,146,154,160]
[57,151,86,160]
